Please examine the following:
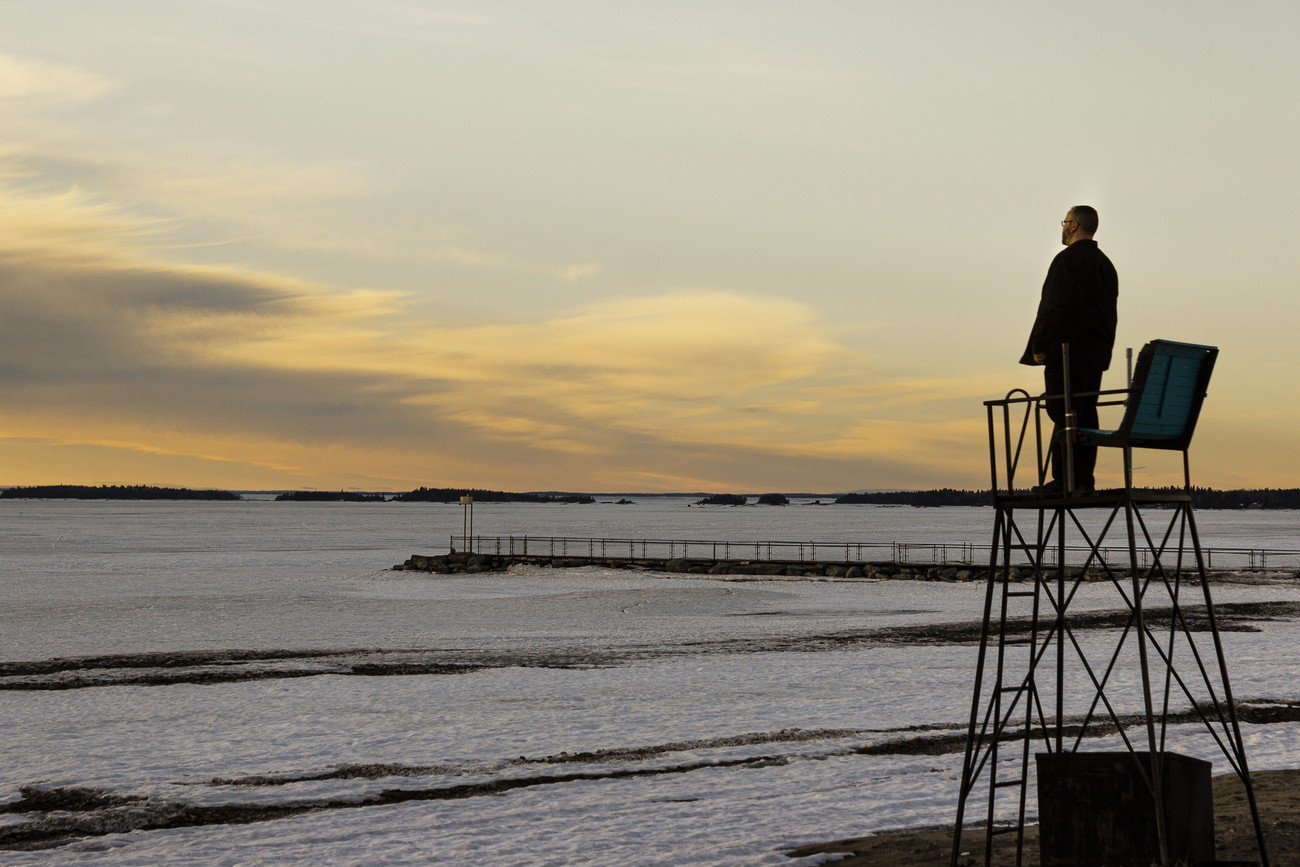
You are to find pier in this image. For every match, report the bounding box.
[392,534,1300,577]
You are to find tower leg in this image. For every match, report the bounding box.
[1185,507,1271,867]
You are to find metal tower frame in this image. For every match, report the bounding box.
[950,343,1269,867]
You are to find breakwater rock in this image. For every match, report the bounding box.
[391,554,1291,582]
[394,552,1017,581]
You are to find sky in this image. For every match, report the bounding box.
[2,1,1298,493]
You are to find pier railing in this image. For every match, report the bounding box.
[451,535,1300,571]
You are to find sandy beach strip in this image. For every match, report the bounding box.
[786,768,1300,866]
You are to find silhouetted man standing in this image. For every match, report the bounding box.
[1021,205,1118,494]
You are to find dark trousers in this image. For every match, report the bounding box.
[1044,364,1103,488]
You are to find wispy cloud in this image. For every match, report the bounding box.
[0,52,116,104]
[0,183,153,262]
[0,178,990,491]
[0,42,1025,492]
[0,49,501,278]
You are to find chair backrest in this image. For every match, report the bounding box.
[1115,339,1218,450]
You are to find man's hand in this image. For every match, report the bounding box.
[1033,352,1047,364]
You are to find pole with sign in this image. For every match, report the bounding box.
[459,495,473,552]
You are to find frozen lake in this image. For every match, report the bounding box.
[3,499,1299,864]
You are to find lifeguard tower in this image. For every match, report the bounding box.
[950,340,1270,866]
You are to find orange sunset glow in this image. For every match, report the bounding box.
[3,5,1299,492]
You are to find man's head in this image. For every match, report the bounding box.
[1061,205,1099,245]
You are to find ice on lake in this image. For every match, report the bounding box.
[3,499,1299,865]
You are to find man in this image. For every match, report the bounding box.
[1020,205,1118,494]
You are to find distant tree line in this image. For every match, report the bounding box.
[1186,488,1300,509]
[0,485,241,501]
[275,491,387,502]
[392,487,595,504]
[7,484,1299,509]
[0,485,596,503]
[695,493,790,506]
[835,489,988,506]
[834,488,1300,509]
[695,494,748,505]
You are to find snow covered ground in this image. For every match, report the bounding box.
[3,499,1299,865]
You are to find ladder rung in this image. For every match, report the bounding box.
[1002,637,1032,646]
[1006,590,1037,597]
[988,826,1022,836]
[993,778,1024,788]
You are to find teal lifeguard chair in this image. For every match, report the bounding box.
[950,340,1270,867]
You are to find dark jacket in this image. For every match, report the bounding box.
[1020,239,1118,372]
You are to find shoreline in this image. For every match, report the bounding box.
[786,768,1300,865]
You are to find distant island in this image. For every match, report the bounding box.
[696,494,748,506]
[0,484,241,501]
[1182,487,1300,510]
[835,489,987,506]
[392,487,595,504]
[835,487,1300,509]
[275,491,387,502]
[694,493,790,506]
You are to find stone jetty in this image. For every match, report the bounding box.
[394,551,1011,581]
[393,552,1293,582]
